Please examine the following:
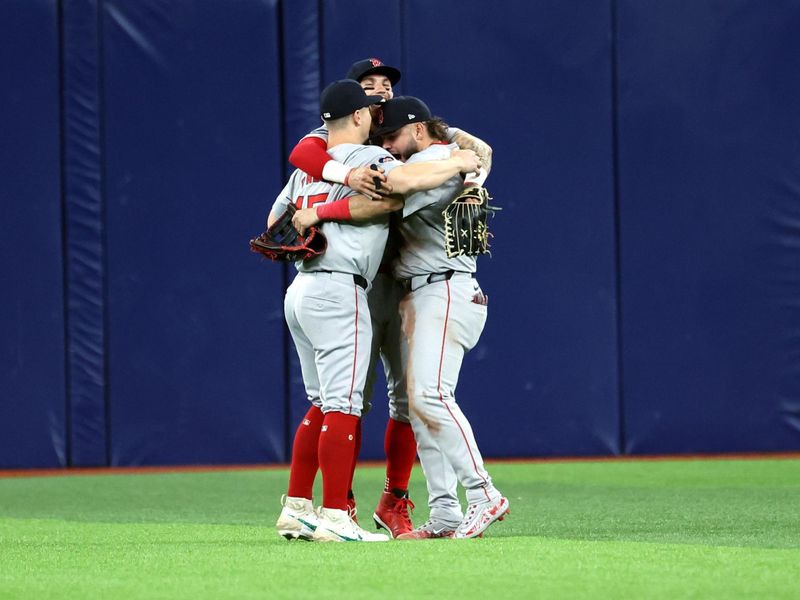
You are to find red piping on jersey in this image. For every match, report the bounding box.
[436,280,491,499]
[347,283,359,414]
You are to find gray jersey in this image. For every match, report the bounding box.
[445,127,462,143]
[304,125,328,141]
[305,125,460,143]
[393,143,476,279]
[300,125,400,268]
[270,143,402,282]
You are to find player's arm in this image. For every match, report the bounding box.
[288,136,391,199]
[287,136,329,178]
[291,194,403,235]
[386,149,480,195]
[448,127,492,186]
[266,175,297,227]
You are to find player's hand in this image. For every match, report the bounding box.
[450,149,481,175]
[345,166,393,199]
[292,207,321,236]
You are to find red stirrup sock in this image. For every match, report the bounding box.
[286,405,324,499]
[319,411,360,510]
[347,418,363,498]
[384,418,416,492]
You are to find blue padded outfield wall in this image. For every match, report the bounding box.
[101,0,287,466]
[1,0,66,468]
[616,0,800,453]
[1,0,799,468]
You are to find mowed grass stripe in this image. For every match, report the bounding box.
[1,459,798,599]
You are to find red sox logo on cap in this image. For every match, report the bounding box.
[370,58,383,67]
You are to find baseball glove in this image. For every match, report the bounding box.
[442,186,500,258]
[249,203,327,262]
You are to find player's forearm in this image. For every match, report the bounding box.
[387,159,463,195]
[449,129,493,176]
[289,137,391,198]
[268,198,291,227]
[347,194,403,219]
[316,195,402,222]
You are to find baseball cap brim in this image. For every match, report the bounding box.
[346,59,402,86]
[373,96,432,136]
[320,79,386,120]
[323,94,383,120]
[373,122,404,137]
[348,94,384,120]
[358,65,401,86]
[364,95,385,108]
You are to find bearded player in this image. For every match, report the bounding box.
[274,80,481,542]
[286,57,494,538]
[377,96,508,540]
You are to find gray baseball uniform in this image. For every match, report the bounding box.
[298,126,409,423]
[394,142,500,525]
[271,143,402,418]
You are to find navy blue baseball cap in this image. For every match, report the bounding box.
[320,79,385,120]
[346,58,402,86]
[373,96,432,136]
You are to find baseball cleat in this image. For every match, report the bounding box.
[313,507,390,542]
[276,494,318,541]
[373,489,415,538]
[454,496,510,539]
[396,519,457,540]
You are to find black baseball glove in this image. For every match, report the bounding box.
[442,186,500,258]
[250,203,327,262]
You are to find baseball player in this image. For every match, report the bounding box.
[274,80,480,542]
[287,57,494,538]
[375,96,509,540]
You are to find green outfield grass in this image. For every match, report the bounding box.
[1,458,798,599]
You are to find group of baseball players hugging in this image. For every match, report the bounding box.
[270,58,508,542]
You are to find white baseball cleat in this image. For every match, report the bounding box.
[396,519,458,540]
[454,496,510,539]
[313,507,390,542]
[276,495,318,541]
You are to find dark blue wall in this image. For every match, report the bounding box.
[616,0,800,453]
[101,0,287,465]
[0,0,66,468]
[398,0,621,457]
[1,0,799,468]
[61,0,108,467]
